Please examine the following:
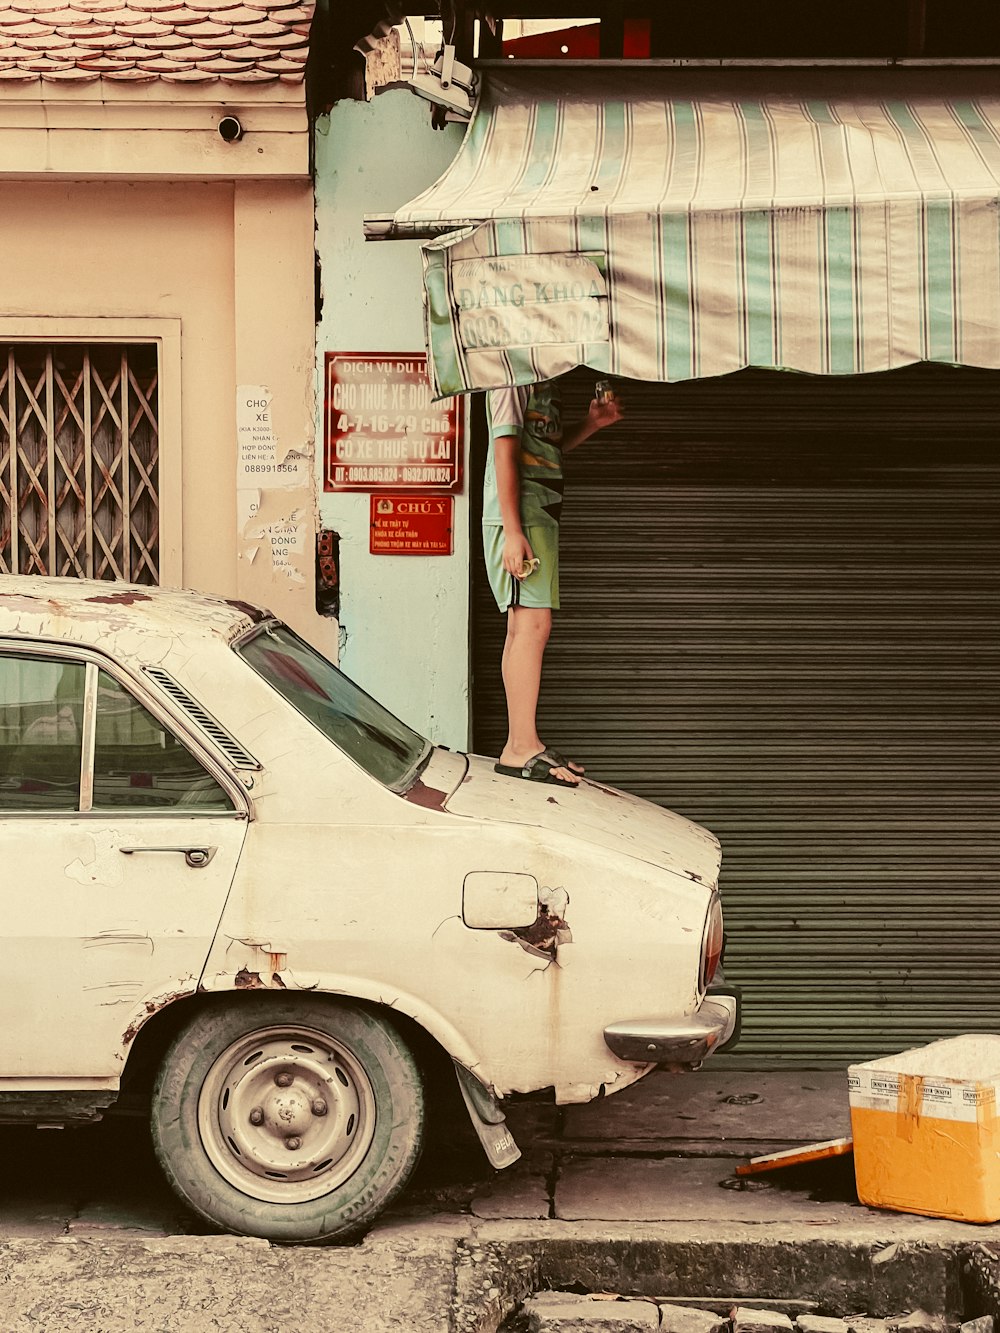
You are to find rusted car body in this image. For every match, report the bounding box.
[0,576,739,1241]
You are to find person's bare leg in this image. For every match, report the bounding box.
[498,606,578,784]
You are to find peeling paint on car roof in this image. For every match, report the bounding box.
[0,575,261,649]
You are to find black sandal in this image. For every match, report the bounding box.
[494,749,581,787]
[546,747,585,776]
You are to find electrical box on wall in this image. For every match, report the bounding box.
[315,529,340,617]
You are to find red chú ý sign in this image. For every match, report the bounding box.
[370,494,454,556]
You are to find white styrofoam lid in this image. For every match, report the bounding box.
[853,1033,1000,1081]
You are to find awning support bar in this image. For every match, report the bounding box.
[363,214,471,242]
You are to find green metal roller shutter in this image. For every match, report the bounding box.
[470,364,1000,1068]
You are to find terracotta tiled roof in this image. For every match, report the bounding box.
[0,0,314,84]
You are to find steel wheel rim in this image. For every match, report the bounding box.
[197,1024,377,1204]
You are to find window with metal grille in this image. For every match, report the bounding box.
[0,343,160,583]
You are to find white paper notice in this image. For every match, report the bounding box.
[266,515,306,582]
[237,385,305,489]
[237,488,262,532]
[236,386,310,583]
[241,494,307,585]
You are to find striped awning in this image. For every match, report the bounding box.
[382,67,1000,397]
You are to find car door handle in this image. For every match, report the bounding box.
[120,845,217,869]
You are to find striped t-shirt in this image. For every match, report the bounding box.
[482,381,564,530]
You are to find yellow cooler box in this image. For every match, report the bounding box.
[849,1035,1000,1223]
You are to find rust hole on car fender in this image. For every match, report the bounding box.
[499,888,572,963]
[121,990,189,1046]
[235,968,265,989]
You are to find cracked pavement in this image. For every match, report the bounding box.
[2,1071,998,1331]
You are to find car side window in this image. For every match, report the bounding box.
[0,654,86,812]
[92,670,235,812]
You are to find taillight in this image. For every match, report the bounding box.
[700,892,724,991]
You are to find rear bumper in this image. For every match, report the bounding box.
[603,985,742,1066]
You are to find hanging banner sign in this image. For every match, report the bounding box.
[369,494,454,556]
[324,352,463,492]
[451,252,609,353]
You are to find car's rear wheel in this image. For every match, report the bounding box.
[150,995,424,1243]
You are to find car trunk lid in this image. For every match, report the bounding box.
[445,753,721,887]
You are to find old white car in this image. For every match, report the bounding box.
[0,576,738,1242]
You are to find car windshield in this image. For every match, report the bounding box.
[235,622,429,789]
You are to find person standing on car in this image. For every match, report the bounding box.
[483,377,623,789]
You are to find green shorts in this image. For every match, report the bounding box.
[483,523,560,612]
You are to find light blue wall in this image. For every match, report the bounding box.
[315,91,470,748]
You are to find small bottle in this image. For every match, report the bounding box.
[594,378,615,404]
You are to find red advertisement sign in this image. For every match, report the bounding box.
[324,352,463,492]
[370,494,454,556]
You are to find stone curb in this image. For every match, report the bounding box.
[519,1297,997,1333]
[0,1223,997,1332]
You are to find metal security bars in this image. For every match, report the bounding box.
[0,344,160,583]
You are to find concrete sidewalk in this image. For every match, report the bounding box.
[476,1068,856,1223]
[2,1070,999,1332]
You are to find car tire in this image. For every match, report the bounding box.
[150,994,424,1243]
